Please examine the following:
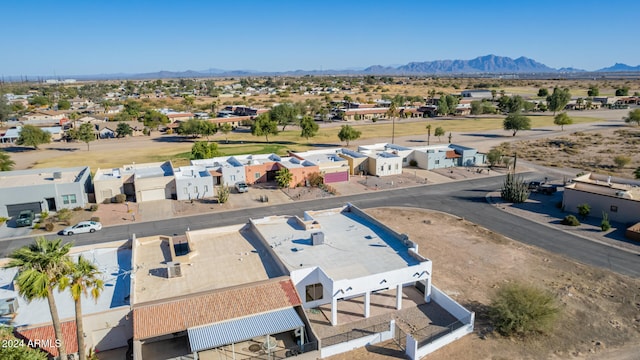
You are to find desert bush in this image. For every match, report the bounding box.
[73,206,83,211]
[56,208,72,223]
[114,194,127,203]
[489,282,559,337]
[44,222,55,232]
[0,217,7,225]
[40,211,49,221]
[33,223,41,230]
[307,172,324,187]
[613,155,631,169]
[409,159,418,167]
[103,198,112,204]
[90,216,100,222]
[561,215,580,226]
[577,203,590,219]
[601,212,611,231]
[217,183,230,204]
[90,204,99,212]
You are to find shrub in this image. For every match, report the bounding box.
[103,198,112,204]
[577,203,590,219]
[33,223,41,229]
[613,155,631,169]
[56,208,72,222]
[44,222,55,232]
[217,184,230,204]
[90,204,99,212]
[73,206,83,211]
[307,172,324,187]
[0,217,8,225]
[90,216,100,222]
[409,159,418,167]
[114,194,127,203]
[489,282,559,337]
[40,211,49,221]
[601,212,611,231]
[561,215,580,226]
[501,173,530,203]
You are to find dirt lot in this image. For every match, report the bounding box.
[327,208,640,360]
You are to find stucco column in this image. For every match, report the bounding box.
[425,277,432,303]
[331,296,338,326]
[396,284,403,310]
[364,291,371,318]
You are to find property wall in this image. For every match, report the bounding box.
[563,187,640,224]
[319,320,394,358]
[176,177,215,201]
[83,307,132,352]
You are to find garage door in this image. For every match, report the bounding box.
[139,188,166,202]
[324,171,349,183]
[7,202,42,217]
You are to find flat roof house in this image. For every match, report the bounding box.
[191,156,247,186]
[93,161,175,203]
[292,149,351,184]
[173,166,215,201]
[0,166,92,218]
[0,241,132,358]
[411,144,485,170]
[563,173,640,224]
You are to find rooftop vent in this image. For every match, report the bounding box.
[0,298,19,316]
[53,171,62,179]
[167,262,182,278]
[311,232,325,246]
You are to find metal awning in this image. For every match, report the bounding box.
[187,307,304,352]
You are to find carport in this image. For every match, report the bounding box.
[6,202,42,217]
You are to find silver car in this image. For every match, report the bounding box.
[235,182,249,193]
[62,221,102,235]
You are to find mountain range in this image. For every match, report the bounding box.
[8,55,640,81]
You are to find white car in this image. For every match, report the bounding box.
[235,182,249,193]
[62,221,102,235]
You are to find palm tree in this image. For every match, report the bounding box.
[0,150,15,171]
[425,124,432,146]
[5,238,72,360]
[386,102,399,144]
[60,256,104,360]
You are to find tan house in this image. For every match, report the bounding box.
[93,161,175,203]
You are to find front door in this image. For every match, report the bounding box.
[45,198,57,212]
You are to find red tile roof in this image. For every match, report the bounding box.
[133,278,301,340]
[16,320,78,357]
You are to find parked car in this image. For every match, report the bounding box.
[527,181,542,190]
[235,182,249,193]
[62,221,102,235]
[15,210,34,227]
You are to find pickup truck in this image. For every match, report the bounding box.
[528,181,558,195]
[15,210,35,227]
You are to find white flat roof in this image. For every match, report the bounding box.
[251,206,422,280]
[0,243,131,327]
[0,167,88,187]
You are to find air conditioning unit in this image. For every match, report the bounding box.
[167,262,182,278]
[53,172,62,179]
[311,232,325,246]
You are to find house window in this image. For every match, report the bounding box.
[194,186,198,193]
[255,172,261,179]
[435,160,440,165]
[387,165,391,171]
[395,164,399,170]
[403,158,407,163]
[204,185,208,192]
[380,166,384,172]
[305,283,323,302]
[230,175,236,182]
[183,188,188,195]
[62,194,77,205]
[610,205,618,212]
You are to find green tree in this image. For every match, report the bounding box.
[16,125,51,149]
[142,110,169,128]
[0,326,47,360]
[116,122,133,137]
[0,150,15,171]
[299,115,319,140]
[29,96,49,107]
[200,121,218,141]
[587,86,599,97]
[437,96,449,116]
[615,87,629,96]
[546,87,571,115]
[191,141,221,160]
[470,101,483,115]
[338,125,361,146]
[275,167,293,188]
[219,122,233,143]
[634,167,640,179]
[72,123,96,150]
[503,114,531,136]
[182,95,195,112]
[177,119,209,138]
[613,155,631,169]
[0,95,11,122]
[57,99,71,110]
[489,282,559,337]
[59,256,104,360]
[487,148,503,167]
[270,103,299,131]
[434,126,445,142]
[507,95,525,114]
[5,238,73,360]
[537,88,549,97]
[251,113,279,143]
[553,112,573,130]
[624,108,640,126]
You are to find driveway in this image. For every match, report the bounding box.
[0,217,38,240]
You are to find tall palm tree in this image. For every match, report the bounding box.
[6,237,72,360]
[60,256,104,360]
[386,102,399,144]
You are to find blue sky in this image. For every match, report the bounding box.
[1,0,637,76]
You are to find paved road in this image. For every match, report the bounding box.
[2,174,639,277]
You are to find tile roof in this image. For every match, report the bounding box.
[16,320,78,357]
[133,278,301,340]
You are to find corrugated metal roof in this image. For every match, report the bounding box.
[187,307,304,352]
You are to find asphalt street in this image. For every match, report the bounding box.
[2,174,639,277]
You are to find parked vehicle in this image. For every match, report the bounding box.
[15,210,34,227]
[62,221,102,235]
[527,181,542,190]
[235,182,249,193]
[528,181,558,195]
